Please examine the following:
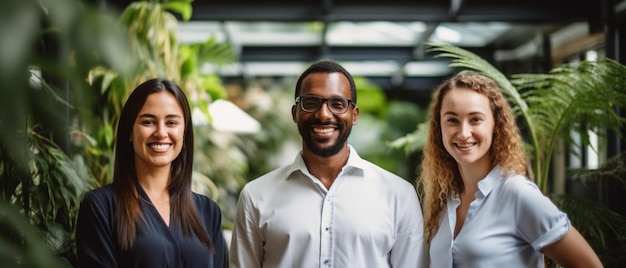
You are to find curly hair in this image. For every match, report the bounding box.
[418,71,528,243]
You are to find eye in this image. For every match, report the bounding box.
[329,98,348,109]
[470,117,484,124]
[166,120,180,126]
[141,120,156,125]
[301,97,321,110]
[444,117,458,124]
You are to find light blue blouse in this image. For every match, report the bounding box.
[429,166,570,268]
[230,145,425,268]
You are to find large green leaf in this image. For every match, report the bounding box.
[0,202,71,268]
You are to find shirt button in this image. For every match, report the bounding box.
[325,227,330,231]
[323,259,329,264]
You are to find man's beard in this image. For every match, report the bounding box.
[299,120,351,157]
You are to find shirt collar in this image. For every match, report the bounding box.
[286,145,367,179]
[476,165,503,198]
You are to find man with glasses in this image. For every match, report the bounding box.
[229,60,425,268]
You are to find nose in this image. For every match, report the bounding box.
[314,102,333,120]
[153,123,167,138]
[457,122,471,140]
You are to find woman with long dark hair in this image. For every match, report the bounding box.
[77,79,226,267]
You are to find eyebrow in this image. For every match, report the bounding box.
[138,113,183,119]
[442,111,486,116]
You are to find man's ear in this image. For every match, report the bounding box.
[291,105,297,123]
[351,106,359,125]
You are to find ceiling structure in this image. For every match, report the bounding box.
[98,0,623,102]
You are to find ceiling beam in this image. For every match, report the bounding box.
[185,3,592,23]
[99,0,595,23]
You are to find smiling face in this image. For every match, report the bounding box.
[440,87,495,169]
[131,91,185,171]
[292,72,359,157]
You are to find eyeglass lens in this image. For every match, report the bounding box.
[300,96,351,114]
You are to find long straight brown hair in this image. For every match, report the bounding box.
[113,78,214,251]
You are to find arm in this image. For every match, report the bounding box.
[208,201,228,268]
[390,187,426,268]
[76,191,118,268]
[541,226,603,268]
[512,178,602,268]
[229,188,264,268]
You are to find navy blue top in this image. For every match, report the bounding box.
[76,184,226,268]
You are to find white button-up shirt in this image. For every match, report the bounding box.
[429,166,570,268]
[230,146,425,268]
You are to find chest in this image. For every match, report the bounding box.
[258,178,396,246]
[117,202,213,267]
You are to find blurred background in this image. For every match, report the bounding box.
[1,0,626,267]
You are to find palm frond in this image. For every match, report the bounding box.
[512,59,626,187]
[551,193,626,251]
[427,43,525,109]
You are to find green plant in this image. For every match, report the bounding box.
[0,0,132,266]
[0,201,73,268]
[85,0,237,190]
[556,152,626,267]
[0,0,237,265]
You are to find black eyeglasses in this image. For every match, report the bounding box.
[295,95,355,114]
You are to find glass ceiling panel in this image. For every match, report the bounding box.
[178,21,226,44]
[326,21,427,46]
[179,21,514,78]
[224,21,323,46]
[431,22,512,47]
[200,60,452,78]
[179,21,512,47]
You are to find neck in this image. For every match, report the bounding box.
[457,160,492,194]
[302,145,350,189]
[135,163,170,194]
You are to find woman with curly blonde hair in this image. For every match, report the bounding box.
[419,71,601,267]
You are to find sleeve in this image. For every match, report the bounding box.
[513,178,570,251]
[389,185,426,268]
[229,186,264,268]
[76,190,118,268]
[208,200,228,268]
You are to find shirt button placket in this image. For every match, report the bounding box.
[320,195,333,267]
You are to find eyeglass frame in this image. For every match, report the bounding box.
[295,95,355,114]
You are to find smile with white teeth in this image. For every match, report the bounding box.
[456,143,475,148]
[149,144,171,150]
[313,127,334,134]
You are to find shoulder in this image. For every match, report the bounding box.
[241,165,293,192]
[78,185,117,221]
[192,192,221,213]
[500,173,560,213]
[359,158,414,188]
[82,184,116,207]
[500,174,543,197]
